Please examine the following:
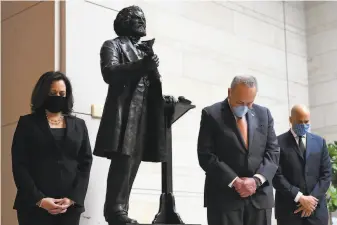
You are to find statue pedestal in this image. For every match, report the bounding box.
[150,98,200,225]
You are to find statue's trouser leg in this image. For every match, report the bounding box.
[104,124,146,222]
[104,153,130,219]
[125,147,143,212]
[103,151,143,220]
[124,90,148,213]
[104,88,148,222]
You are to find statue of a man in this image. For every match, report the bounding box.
[94,5,173,225]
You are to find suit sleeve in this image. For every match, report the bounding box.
[310,139,332,199]
[11,116,45,206]
[272,151,301,199]
[68,120,93,206]
[100,40,144,84]
[256,108,280,185]
[197,109,237,187]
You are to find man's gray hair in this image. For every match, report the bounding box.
[230,75,258,91]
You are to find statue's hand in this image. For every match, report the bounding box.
[163,95,176,119]
[177,96,191,104]
[163,95,177,105]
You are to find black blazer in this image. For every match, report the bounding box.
[273,131,331,224]
[11,113,93,212]
[197,100,280,211]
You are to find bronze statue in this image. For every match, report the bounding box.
[93,5,174,225]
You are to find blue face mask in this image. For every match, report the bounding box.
[232,105,249,118]
[292,123,310,137]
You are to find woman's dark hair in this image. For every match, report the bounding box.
[114,5,143,36]
[31,71,74,114]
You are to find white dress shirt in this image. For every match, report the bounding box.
[290,128,306,202]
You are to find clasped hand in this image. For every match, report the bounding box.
[39,197,74,215]
[294,195,318,217]
[233,177,257,198]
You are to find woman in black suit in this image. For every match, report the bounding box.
[11,71,93,225]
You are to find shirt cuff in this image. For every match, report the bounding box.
[36,198,44,207]
[253,174,266,185]
[228,177,238,187]
[294,191,303,202]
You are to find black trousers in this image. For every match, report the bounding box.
[277,215,328,225]
[207,200,271,225]
[17,207,81,225]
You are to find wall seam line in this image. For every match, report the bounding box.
[212,1,305,36]
[282,1,291,116]
[228,0,305,31]
[1,1,42,23]
[55,0,61,71]
[84,0,119,12]
[1,120,18,128]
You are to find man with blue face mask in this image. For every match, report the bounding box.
[273,105,331,225]
[197,75,280,225]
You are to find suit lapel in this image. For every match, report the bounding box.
[305,133,314,161]
[221,100,247,153]
[247,108,257,151]
[64,116,75,150]
[35,113,57,148]
[287,130,304,161]
[120,36,141,62]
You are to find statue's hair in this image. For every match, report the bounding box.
[114,5,144,36]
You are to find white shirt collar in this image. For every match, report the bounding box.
[290,128,306,139]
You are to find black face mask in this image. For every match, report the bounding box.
[44,96,66,113]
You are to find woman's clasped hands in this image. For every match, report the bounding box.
[39,197,74,215]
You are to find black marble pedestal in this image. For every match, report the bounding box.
[126,98,200,225]
[150,98,200,225]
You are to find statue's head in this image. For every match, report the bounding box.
[114,5,146,37]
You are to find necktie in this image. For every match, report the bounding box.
[237,117,248,149]
[298,136,306,157]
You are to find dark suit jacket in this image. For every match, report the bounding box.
[273,131,331,224]
[94,36,166,162]
[11,113,93,212]
[197,100,280,211]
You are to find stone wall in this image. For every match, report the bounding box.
[65,1,308,224]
